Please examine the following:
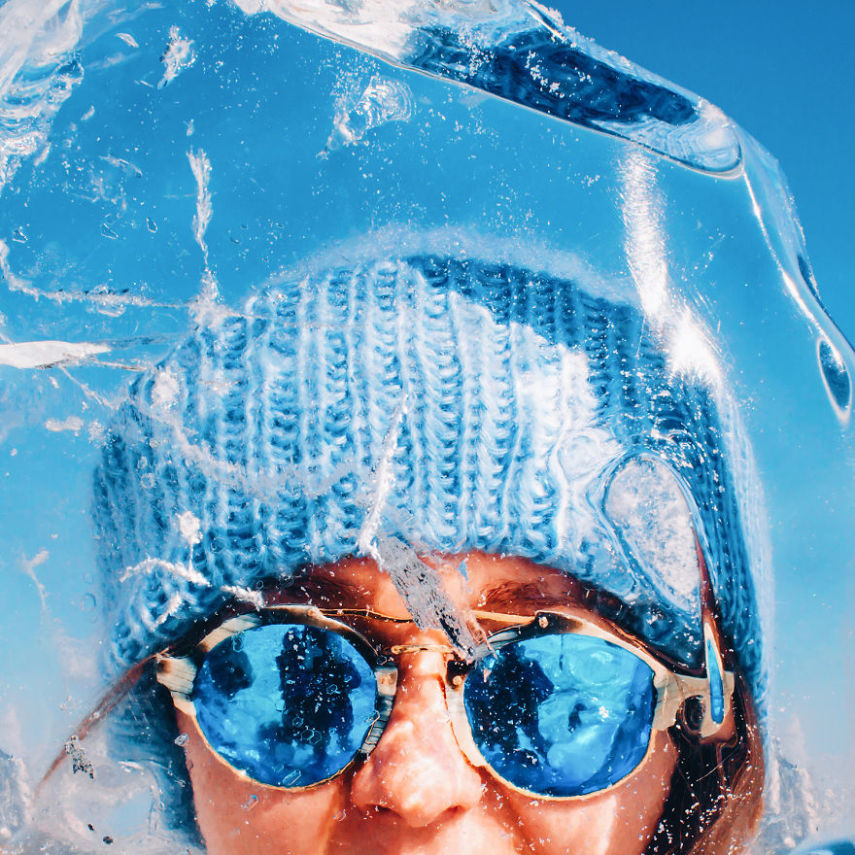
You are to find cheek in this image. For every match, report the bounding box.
[176,710,345,855]
[503,731,679,855]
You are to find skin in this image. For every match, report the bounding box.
[175,552,679,855]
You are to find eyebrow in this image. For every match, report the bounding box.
[277,574,586,614]
[477,580,579,612]
[272,573,371,607]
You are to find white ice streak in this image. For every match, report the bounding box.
[21,549,49,611]
[188,148,212,258]
[620,148,669,322]
[357,400,406,559]
[150,591,185,630]
[620,148,721,386]
[120,556,211,589]
[0,339,109,369]
[44,415,84,433]
[116,32,139,49]
[325,75,413,152]
[220,585,265,609]
[2,236,181,315]
[158,25,196,89]
[186,149,229,325]
[0,0,83,194]
[0,238,38,299]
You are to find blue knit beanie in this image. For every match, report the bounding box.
[93,251,763,701]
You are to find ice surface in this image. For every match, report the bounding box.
[0,0,852,851]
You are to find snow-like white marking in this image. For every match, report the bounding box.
[151,368,180,409]
[21,548,49,610]
[120,556,211,589]
[188,148,212,257]
[176,510,202,547]
[620,148,669,322]
[158,26,195,89]
[0,339,109,369]
[357,400,406,559]
[221,585,265,609]
[44,416,84,433]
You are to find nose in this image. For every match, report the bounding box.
[349,645,483,827]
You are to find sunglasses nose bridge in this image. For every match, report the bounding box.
[350,646,483,826]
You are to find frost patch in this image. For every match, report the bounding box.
[44,415,84,433]
[151,368,180,409]
[176,510,202,547]
[325,75,413,153]
[158,25,196,89]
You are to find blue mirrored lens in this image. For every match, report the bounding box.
[464,633,656,796]
[193,623,377,788]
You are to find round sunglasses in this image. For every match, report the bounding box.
[156,604,735,799]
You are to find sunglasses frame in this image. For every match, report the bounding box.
[156,602,735,798]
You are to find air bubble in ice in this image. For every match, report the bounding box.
[818,338,851,414]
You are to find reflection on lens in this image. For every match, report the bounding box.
[194,624,377,788]
[464,634,656,796]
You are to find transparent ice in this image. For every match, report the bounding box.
[0,0,852,852]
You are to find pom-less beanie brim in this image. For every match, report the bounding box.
[93,251,764,704]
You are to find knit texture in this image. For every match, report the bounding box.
[93,254,762,701]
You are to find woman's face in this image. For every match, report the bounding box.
[175,553,678,855]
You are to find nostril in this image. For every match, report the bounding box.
[349,721,483,826]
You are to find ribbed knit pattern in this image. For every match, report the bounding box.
[93,255,762,701]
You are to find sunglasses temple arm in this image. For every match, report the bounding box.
[659,538,735,741]
[34,654,157,798]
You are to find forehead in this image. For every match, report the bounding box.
[279,552,587,618]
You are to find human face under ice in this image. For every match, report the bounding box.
[174,552,678,855]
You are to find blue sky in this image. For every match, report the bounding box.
[550,1,855,341]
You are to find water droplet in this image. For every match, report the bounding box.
[818,338,851,414]
[101,223,119,240]
[80,592,97,612]
[11,227,27,243]
[174,733,189,747]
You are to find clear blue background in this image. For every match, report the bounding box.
[551,0,855,342]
